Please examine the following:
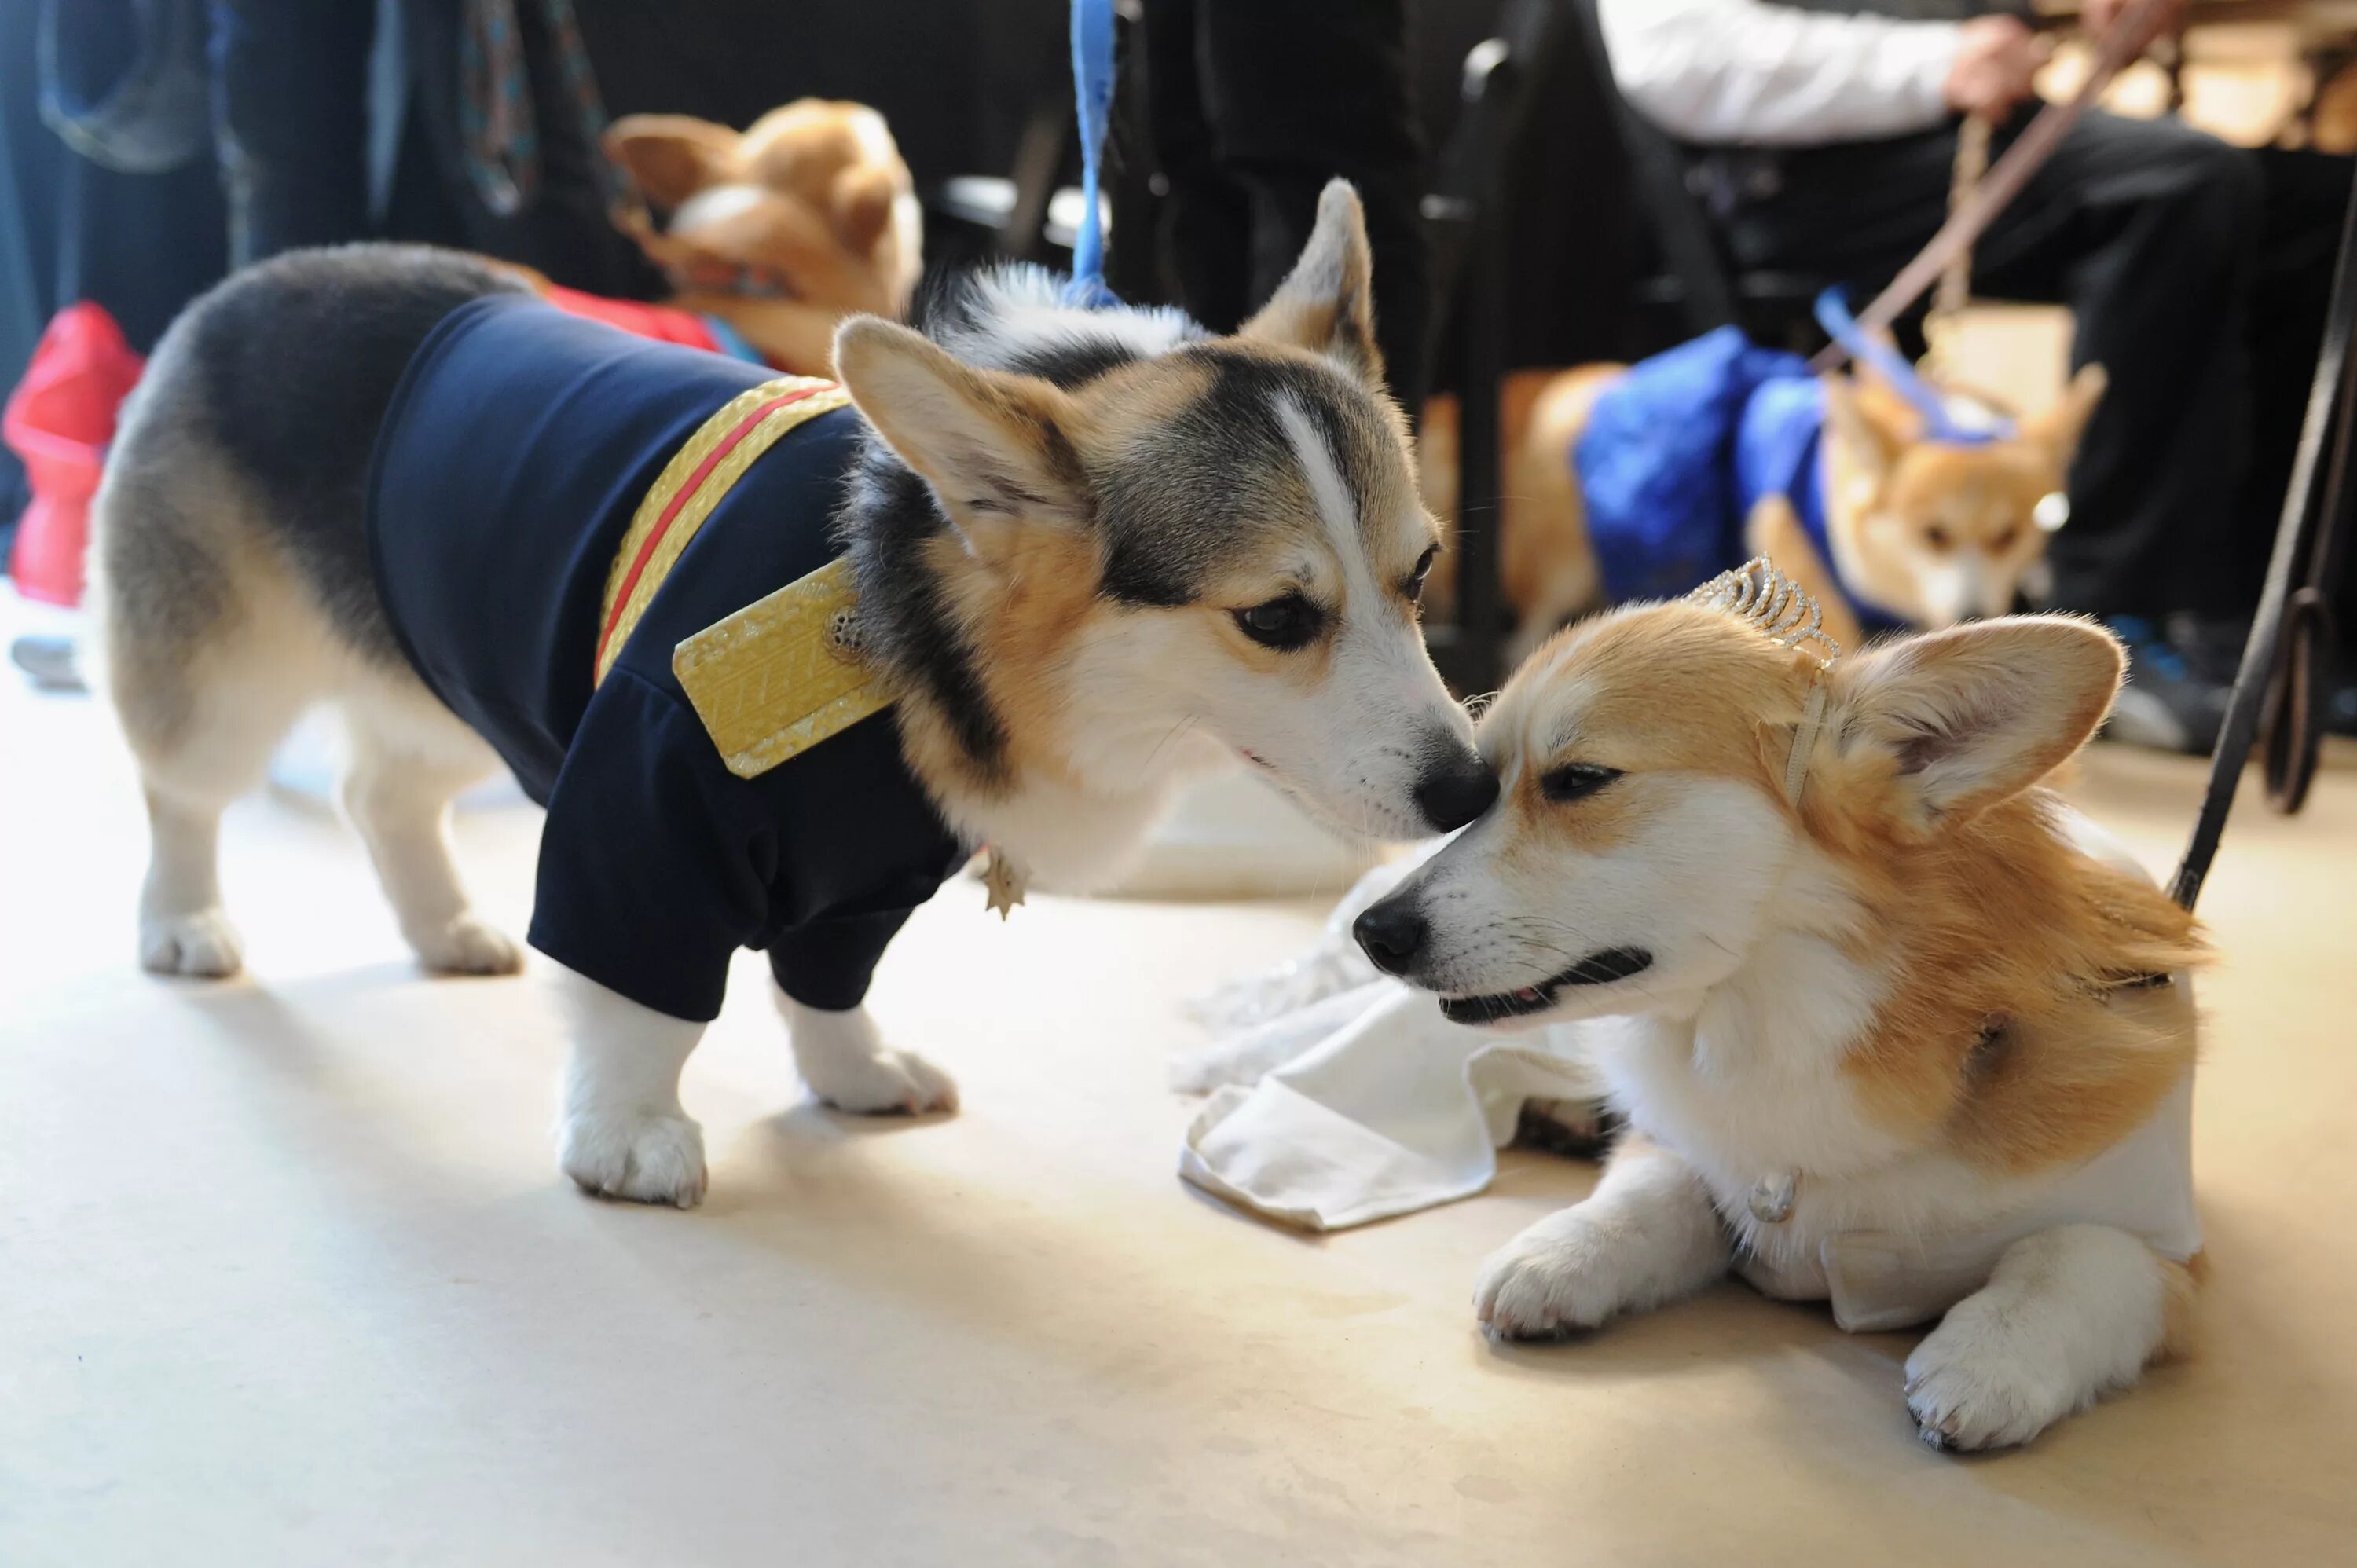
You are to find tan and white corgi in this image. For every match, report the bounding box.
[90,182,1493,1209]
[603,98,924,375]
[1421,359,2106,660]
[1350,563,2206,1449]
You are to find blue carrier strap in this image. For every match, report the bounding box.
[1061,0,1119,309]
[1813,288,2013,447]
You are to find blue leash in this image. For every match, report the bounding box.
[1813,288,2011,447]
[1061,0,1120,309]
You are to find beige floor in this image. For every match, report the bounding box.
[6,605,2356,1567]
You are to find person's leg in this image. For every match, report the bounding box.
[1141,0,1252,335]
[1716,124,1957,286]
[208,0,377,266]
[2241,148,2357,734]
[2239,148,2352,603]
[387,0,656,297]
[1973,114,2260,625]
[1189,0,1433,411]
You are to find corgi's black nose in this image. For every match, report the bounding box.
[1413,753,1499,833]
[1354,899,1428,976]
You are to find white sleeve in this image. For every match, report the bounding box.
[1595,0,1966,147]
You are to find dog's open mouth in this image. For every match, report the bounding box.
[1439,947,1654,1024]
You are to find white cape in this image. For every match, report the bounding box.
[1174,815,2200,1333]
[1175,855,1607,1231]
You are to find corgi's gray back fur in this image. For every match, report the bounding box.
[98,244,529,689]
[904,263,1414,597]
[93,244,546,985]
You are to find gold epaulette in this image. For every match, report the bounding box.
[591,376,888,779]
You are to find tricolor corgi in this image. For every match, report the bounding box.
[1351,562,2205,1449]
[90,181,1494,1208]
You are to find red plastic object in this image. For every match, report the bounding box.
[541,283,732,355]
[4,302,146,606]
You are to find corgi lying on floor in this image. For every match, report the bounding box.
[90,182,1495,1208]
[1349,561,2205,1449]
[1421,348,2106,661]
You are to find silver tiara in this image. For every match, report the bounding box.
[1688,557,1842,672]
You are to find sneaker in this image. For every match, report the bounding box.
[2102,616,2232,756]
[2163,614,2357,742]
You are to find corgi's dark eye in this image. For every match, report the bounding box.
[1540,764,1620,802]
[1234,594,1324,650]
[1403,544,1439,603]
[1925,525,1954,553]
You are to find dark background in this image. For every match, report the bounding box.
[0,0,1659,565]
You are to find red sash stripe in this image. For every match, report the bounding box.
[593,383,827,676]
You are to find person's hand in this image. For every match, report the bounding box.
[2081,0,2192,54]
[1944,16,2050,119]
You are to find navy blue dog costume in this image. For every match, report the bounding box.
[367,296,966,1023]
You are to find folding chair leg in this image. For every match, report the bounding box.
[2172,159,2357,907]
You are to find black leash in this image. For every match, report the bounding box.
[2168,156,2357,912]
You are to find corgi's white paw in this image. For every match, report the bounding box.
[804,1045,959,1116]
[412,914,524,976]
[781,996,958,1116]
[140,908,244,978]
[1472,1210,1638,1338]
[1905,1224,2170,1451]
[559,1108,708,1208]
[1904,1313,2080,1451]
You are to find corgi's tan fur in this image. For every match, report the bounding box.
[603,99,923,374]
[1354,594,2208,1450]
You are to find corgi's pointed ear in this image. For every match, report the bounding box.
[1821,377,1904,490]
[604,115,742,210]
[830,164,898,254]
[2022,362,2107,465]
[1240,180,1383,386]
[1829,616,2123,828]
[834,317,1092,555]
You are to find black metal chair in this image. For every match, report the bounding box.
[1417,0,1849,692]
[1418,1,1561,695]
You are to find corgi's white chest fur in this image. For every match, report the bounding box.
[1600,1003,2091,1326]
[1585,899,2201,1330]
[1590,965,1958,1284]
[1606,912,1901,1178]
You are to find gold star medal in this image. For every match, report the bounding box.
[981,848,1028,920]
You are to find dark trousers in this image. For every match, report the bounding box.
[1720,108,2347,622]
[1142,0,1433,412]
[2,0,227,549]
[209,0,376,266]
[207,0,656,295]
